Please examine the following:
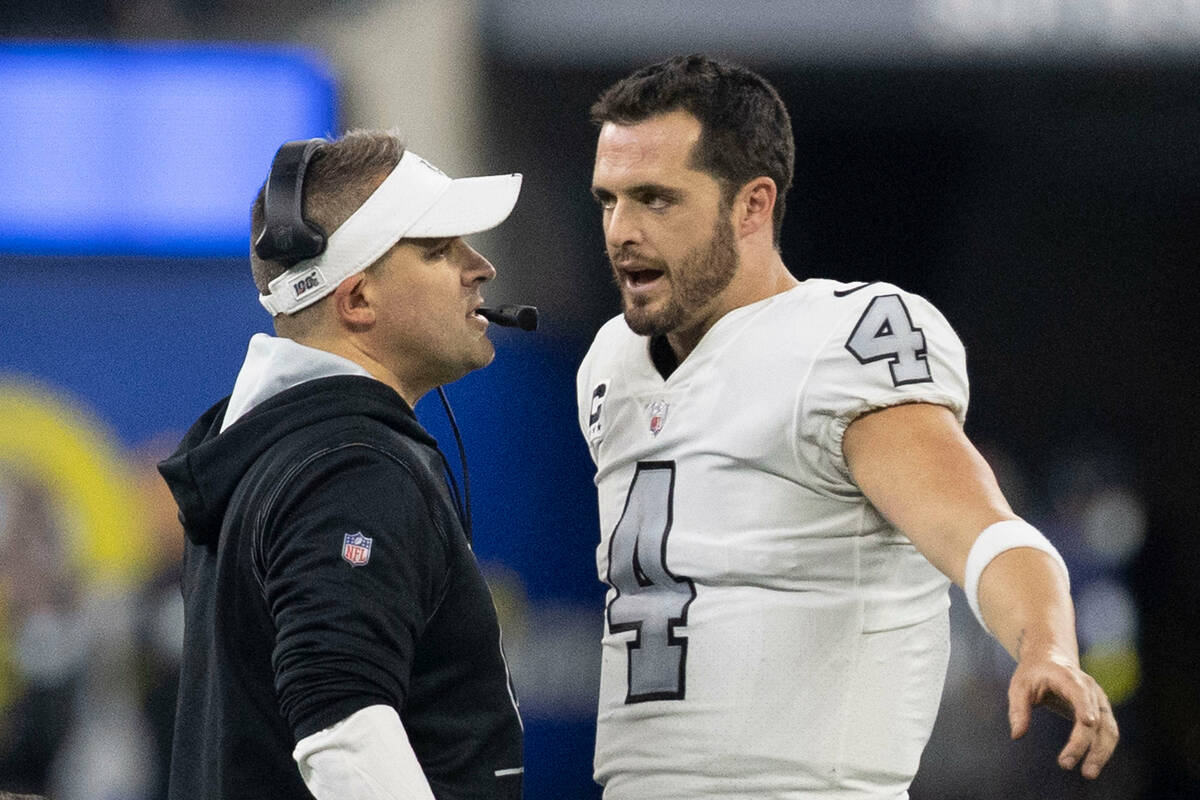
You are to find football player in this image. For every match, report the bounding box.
[576,54,1118,799]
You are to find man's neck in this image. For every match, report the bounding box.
[665,252,798,362]
[298,334,425,407]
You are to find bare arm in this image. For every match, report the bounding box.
[842,401,1118,779]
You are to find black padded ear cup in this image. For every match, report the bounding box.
[253,138,328,263]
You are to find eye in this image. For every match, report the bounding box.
[422,240,454,261]
[592,191,616,210]
[634,189,677,210]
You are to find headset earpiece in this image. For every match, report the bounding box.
[253,138,328,264]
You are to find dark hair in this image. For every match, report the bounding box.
[591,54,795,246]
[249,129,404,295]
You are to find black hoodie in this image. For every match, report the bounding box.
[158,375,522,799]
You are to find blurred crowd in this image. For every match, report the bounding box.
[0,435,182,799]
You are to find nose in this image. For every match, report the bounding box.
[604,199,641,251]
[460,243,497,284]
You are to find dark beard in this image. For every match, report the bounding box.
[617,215,739,337]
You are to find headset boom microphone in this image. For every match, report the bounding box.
[478,304,539,331]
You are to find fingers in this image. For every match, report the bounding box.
[1056,702,1099,772]
[1008,664,1120,779]
[1079,701,1120,779]
[1007,680,1032,740]
[1050,676,1117,779]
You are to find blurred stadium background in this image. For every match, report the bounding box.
[0,1,1197,798]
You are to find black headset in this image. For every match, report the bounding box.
[253,138,328,264]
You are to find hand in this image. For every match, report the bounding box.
[1007,651,1119,779]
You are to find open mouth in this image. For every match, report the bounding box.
[624,269,664,288]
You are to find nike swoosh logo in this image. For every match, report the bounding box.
[833,282,877,297]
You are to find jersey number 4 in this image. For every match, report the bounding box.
[606,461,696,703]
[844,294,933,386]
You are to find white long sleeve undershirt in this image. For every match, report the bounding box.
[292,704,435,800]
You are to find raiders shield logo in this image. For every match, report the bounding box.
[648,399,669,436]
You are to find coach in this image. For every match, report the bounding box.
[158,130,524,799]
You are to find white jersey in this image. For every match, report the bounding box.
[576,280,970,799]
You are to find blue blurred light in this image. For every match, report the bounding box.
[0,41,337,257]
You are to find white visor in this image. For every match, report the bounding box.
[259,150,522,316]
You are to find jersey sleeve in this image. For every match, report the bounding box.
[260,444,451,741]
[576,316,623,466]
[797,286,970,488]
[576,348,598,464]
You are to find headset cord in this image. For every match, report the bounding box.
[436,386,472,540]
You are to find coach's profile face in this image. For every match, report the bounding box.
[350,235,499,395]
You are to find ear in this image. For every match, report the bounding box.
[734,176,777,240]
[331,272,374,331]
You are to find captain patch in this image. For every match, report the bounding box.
[588,380,610,442]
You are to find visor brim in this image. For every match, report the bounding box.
[406,173,523,238]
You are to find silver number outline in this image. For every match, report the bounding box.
[844,293,934,386]
[605,461,696,703]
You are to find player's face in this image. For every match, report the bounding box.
[592,110,739,340]
[368,236,497,393]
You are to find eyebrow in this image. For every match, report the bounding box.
[409,236,455,251]
[591,182,682,200]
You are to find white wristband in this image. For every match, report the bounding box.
[963,519,1069,634]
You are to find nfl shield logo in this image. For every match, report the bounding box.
[342,532,372,567]
[648,399,669,436]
